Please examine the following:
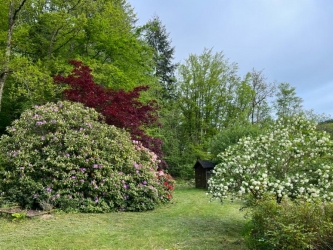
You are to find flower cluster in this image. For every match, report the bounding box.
[157,170,175,200]
[0,101,173,212]
[132,140,174,201]
[208,116,333,203]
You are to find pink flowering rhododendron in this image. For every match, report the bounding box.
[0,101,174,212]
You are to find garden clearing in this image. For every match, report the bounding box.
[0,186,247,250]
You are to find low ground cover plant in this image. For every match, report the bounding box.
[0,101,174,212]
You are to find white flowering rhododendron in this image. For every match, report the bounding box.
[208,116,333,203]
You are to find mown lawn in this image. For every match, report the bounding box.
[0,186,248,250]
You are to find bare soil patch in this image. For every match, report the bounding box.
[0,207,51,218]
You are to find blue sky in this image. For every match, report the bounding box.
[129,0,333,117]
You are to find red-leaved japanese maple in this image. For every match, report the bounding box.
[54,60,165,168]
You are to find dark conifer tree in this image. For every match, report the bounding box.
[141,16,177,99]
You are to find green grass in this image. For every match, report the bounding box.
[0,186,248,250]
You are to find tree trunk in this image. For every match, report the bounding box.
[0,0,27,111]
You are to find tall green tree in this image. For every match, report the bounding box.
[249,69,276,124]
[274,82,303,118]
[11,0,155,90]
[0,0,28,111]
[140,15,177,99]
[138,16,180,172]
[0,0,158,133]
[176,48,241,161]
[228,73,254,125]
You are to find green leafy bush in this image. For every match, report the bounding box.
[209,124,263,163]
[244,195,333,250]
[168,163,194,180]
[0,101,174,212]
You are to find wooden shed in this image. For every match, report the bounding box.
[194,160,216,189]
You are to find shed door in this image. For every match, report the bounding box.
[195,168,205,188]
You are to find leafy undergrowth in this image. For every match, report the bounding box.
[0,186,247,250]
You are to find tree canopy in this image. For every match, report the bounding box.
[0,0,159,133]
[54,60,164,167]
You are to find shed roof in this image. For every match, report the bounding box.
[194,160,216,169]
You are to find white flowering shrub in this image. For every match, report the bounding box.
[209,124,262,163]
[208,116,333,203]
[0,101,174,212]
